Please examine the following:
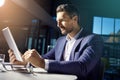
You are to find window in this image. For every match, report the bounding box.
[93,16,120,61]
[93,17,102,34]
[93,16,120,43]
[102,18,114,35]
[115,19,120,34]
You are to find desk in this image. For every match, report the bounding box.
[0,68,77,80]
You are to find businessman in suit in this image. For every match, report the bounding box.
[8,4,104,80]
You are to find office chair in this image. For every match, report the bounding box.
[98,60,105,80]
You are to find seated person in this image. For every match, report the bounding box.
[8,4,104,80]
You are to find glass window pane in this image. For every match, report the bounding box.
[28,37,32,49]
[102,36,114,43]
[114,36,120,43]
[115,19,120,35]
[102,18,114,35]
[93,17,101,34]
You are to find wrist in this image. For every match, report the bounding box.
[41,58,45,68]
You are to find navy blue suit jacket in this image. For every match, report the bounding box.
[43,28,104,80]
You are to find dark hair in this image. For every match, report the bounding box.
[56,4,79,19]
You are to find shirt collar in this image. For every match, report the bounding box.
[66,28,83,41]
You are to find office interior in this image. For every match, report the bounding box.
[0,0,120,80]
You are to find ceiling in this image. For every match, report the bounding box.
[0,0,56,28]
[0,0,34,26]
[1,0,120,28]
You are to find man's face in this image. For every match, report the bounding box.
[56,12,75,35]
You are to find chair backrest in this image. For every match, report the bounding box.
[98,60,105,80]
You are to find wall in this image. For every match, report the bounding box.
[52,0,120,33]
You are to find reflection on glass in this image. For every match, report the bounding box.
[102,36,114,43]
[93,17,102,34]
[93,16,120,36]
[115,19,120,35]
[102,18,114,35]
[28,37,32,49]
[114,36,120,43]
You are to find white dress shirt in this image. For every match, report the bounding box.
[63,36,76,61]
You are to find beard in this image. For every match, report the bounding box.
[60,27,73,35]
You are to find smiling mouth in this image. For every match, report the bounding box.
[59,26,65,29]
[60,28,65,31]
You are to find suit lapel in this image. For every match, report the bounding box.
[57,38,67,61]
[69,28,86,60]
[69,38,83,60]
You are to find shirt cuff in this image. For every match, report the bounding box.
[44,59,49,70]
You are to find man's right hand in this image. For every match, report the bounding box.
[8,49,27,65]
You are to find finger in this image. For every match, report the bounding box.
[10,59,21,65]
[9,51,14,58]
[23,51,32,61]
[30,49,39,56]
[24,53,31,61]
[9,55,16,62]
[10,57,16,64]
[8,49,13,54]
[31,49,42,58]
[31,49,37,53]
[10,54,16,60]
[8,50,15,58]
[10,58,16,64]
[23,50,31,58]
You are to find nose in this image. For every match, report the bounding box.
[57,21,62,27]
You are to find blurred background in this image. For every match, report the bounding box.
[0,0,120,79]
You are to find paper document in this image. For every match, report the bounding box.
[2,27,23,61]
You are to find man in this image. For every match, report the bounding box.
[8,4,104,80]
